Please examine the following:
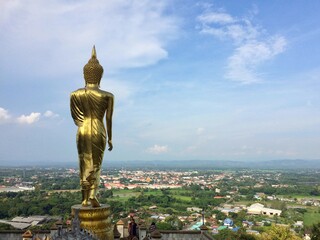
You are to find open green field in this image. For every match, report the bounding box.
[112,189,139,201]
[143,189,193,202]
[168,189,193,201]
[304,208,320,227]
[110,188,193,203]
[168,189,192,195]
[277,195,320,200]
[173,195,192,202]
[144,190,163,196]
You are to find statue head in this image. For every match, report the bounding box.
[83,46,104,85]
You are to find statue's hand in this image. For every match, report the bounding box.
[108,140,113,151]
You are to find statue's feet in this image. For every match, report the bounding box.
[89,197,101,208]
[82,200,90,207]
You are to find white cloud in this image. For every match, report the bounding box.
[226,37,286,84]
[197,12,235,24]
[197,7,287,84]
[196,127,205,135]
[44,110,59,118]
[146,144,168,154]
[0,1,178,77]
[101,78,135,103]
[0,107,11,123]
[17,112,41,124]
[198,12,259,44]
[0,109,59,124]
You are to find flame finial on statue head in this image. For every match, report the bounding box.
[83,45,103,85]
[91,45,97,58]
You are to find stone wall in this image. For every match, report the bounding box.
[159,230,210,240]
[0,230,50,240]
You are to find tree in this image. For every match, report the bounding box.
[164,215,183,230]
[238,233,257,240]
[270,201,287,211]
[0,223,15,230]
[215,229,237,240]
[214,211,227,221]
[258,225,302,240]
[230,210,247,226]
[311,223,320,240]
[101,190,113,198]
[157,222,174,230]
[164,208,174,215]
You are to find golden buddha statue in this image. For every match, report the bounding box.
[70,46,114,208]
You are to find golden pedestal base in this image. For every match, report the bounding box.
[71,204,113,240]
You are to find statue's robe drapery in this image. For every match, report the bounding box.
[70,88,111,190]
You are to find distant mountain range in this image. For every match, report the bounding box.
[105,159,320,170]
[1,159,320,170]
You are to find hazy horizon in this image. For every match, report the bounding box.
[1,1,320,164]
[1,159,320,170]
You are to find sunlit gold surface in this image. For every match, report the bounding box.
[72,204,113,240]
[70,46,114,207]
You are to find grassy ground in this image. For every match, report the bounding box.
[111,188,194,203]
[277,195,320,200]
[168,189,193,202]
[112,189,140,201]
[173,195,192,202]
[143,190,163,196]
[304,208,320,227]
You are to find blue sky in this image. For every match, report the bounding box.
[1,0,320,164]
